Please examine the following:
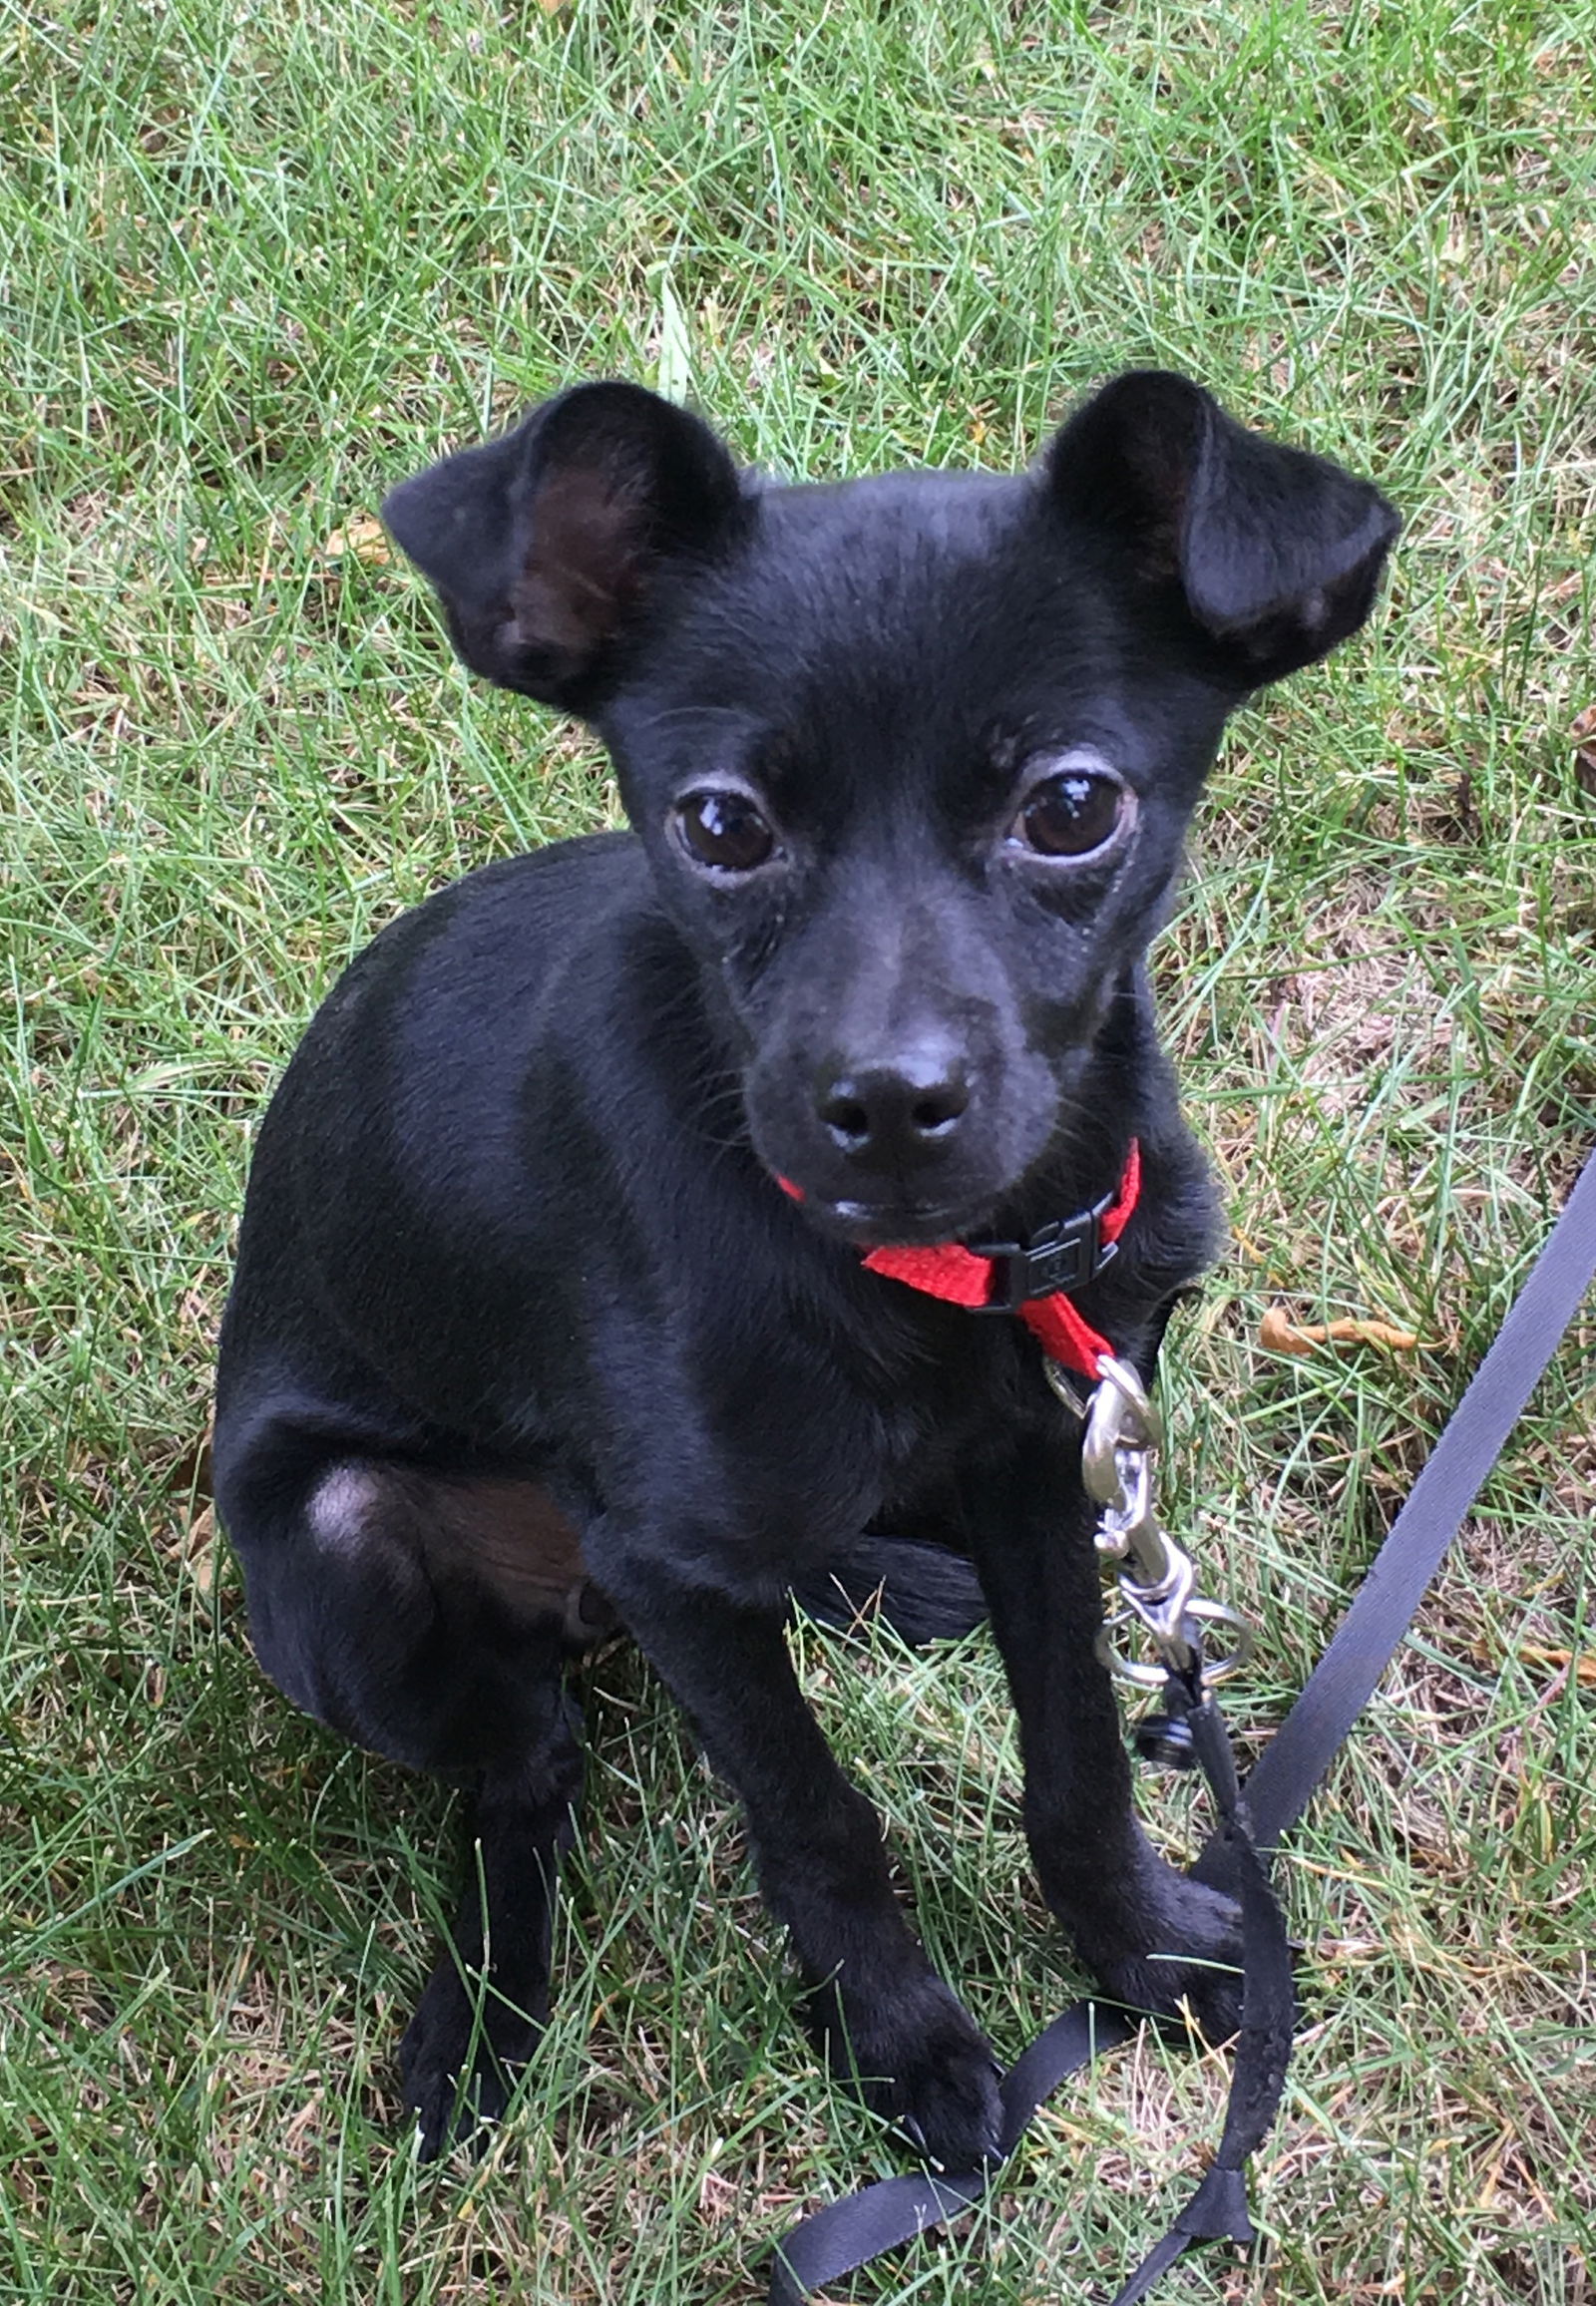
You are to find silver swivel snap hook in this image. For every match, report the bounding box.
[1049,1353,1255,1693]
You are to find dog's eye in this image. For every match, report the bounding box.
[673,790,776,873]
[1012,770,1126,859]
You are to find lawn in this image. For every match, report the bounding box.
[3,0,1594,2299]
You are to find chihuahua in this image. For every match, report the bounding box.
[213,371,1396,2164]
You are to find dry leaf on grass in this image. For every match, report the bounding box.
[1259,1307,1420,1356]
[1572,703,1596,800]
[183,1504,217,1598]
[323,514,391,565]
[1512,1643,1596,1689]
[167,1418,213,1501]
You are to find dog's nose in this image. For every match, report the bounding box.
[816,1046,972,1166]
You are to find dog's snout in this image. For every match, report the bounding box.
[816,1045,972,1166]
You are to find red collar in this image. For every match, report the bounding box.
[780,1141,1140,1383]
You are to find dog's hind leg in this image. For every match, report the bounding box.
[793,1529,987,1646]
[216,1443,595,2153]
[399,1694,586,2156]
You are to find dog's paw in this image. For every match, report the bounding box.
[811,1971,1002,2170]
[887,2014,1005,2171]
[398,1959,545,2160]
[1091,1870,1248,2044]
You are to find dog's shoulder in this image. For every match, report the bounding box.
[291,831,646,1048]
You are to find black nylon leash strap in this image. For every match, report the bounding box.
[768,1149,1596,2304]
[1104,1686,1296,2306]
[1243,1146,1596,1848]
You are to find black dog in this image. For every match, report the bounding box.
[213,372,1396,2167]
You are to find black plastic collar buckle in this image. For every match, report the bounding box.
[966,1186,1119,1314]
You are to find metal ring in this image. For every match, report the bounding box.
[1095,1598,1257,1690]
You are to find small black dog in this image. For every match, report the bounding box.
[213,372,1396,2166]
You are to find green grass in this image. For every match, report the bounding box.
[4,0,1595,2298]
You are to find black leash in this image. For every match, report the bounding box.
[769,1150,1596,2303]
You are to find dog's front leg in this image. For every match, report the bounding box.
[586,1540,1002,2165]
[965,1421,1245,2040]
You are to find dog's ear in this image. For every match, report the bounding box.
[382,382,744,711]
[1045,370,1398,687]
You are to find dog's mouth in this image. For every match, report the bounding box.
[801,1192,993,1250]
[769,1164,1003,1248]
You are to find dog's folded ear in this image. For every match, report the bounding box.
[1045,371,1399,687]
[382,383,744,711]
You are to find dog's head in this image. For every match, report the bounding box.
[385,374,1396,1243]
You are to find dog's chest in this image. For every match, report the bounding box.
[841,1298,1041,1519]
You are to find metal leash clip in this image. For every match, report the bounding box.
[1047,1353,1254,1691]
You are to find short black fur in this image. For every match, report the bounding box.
[215,372,1396,2162]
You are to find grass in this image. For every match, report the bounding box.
[3,0,1594,2297]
